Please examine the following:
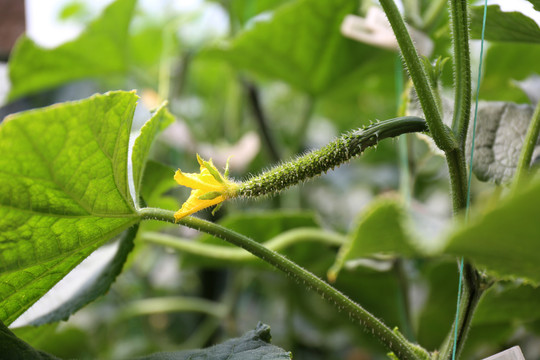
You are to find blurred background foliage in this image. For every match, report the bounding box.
[2,0,540,359]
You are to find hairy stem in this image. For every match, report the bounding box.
[239,116,428,197]
[138,207,425,360]
[449,0,472,149]
[512,100,540,192]
[379,0,457,153]
[141,227,346,262]
[446,149,468,214]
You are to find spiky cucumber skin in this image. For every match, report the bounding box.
[239,116,428,197]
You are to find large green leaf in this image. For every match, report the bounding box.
[444,179,540,284]
[207,0,384,95]
[136,323,291,360]
[8,0,136,101]
[0,91,141,324]
[470,5,540,43]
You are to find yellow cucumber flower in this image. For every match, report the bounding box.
[174,155,238,221]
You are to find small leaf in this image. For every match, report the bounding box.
[132,103,175,200]
[470,5,540,44]
[8,0,136,100]
[135,323,291,360]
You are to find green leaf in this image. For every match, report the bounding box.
[328,198,417,282]
[470,5,540,43]
[0,321,59,360]
[444,179,540,284]
[207,0,385,95]
[527,0,540,12]
[480,43,540,103]
[131,103,175,200]
[8,0,136,101]
[229,0,293,26]
[135,323,291,360]
[473,283,540,325]
[0,91,141,324]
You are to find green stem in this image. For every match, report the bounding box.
[239,116,428,197]
[512,100,540,192]
[379,0,457,153]
[245,81,281,162]
[138,207,424,360]
[446,149,468,214]
[449,0,472,149]
[439,264,485,360]
[118,296,228,319]
[141,228,346,262]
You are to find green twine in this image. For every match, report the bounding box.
[452,1,488,360]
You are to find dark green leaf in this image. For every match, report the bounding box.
[470,5,540,43]
[0,91,141,324]
[8,0,136,100]
[0,320,59,359]
[135,323,291,360]
[445,179,540,284]
[207,0,385,95]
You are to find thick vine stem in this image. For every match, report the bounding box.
[239,116,428,197]
[449,0,472,149]
[379,0,457,153]
[138,207,426,360]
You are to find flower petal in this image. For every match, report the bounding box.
[174,190,225,221]
[174,170,222,191]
